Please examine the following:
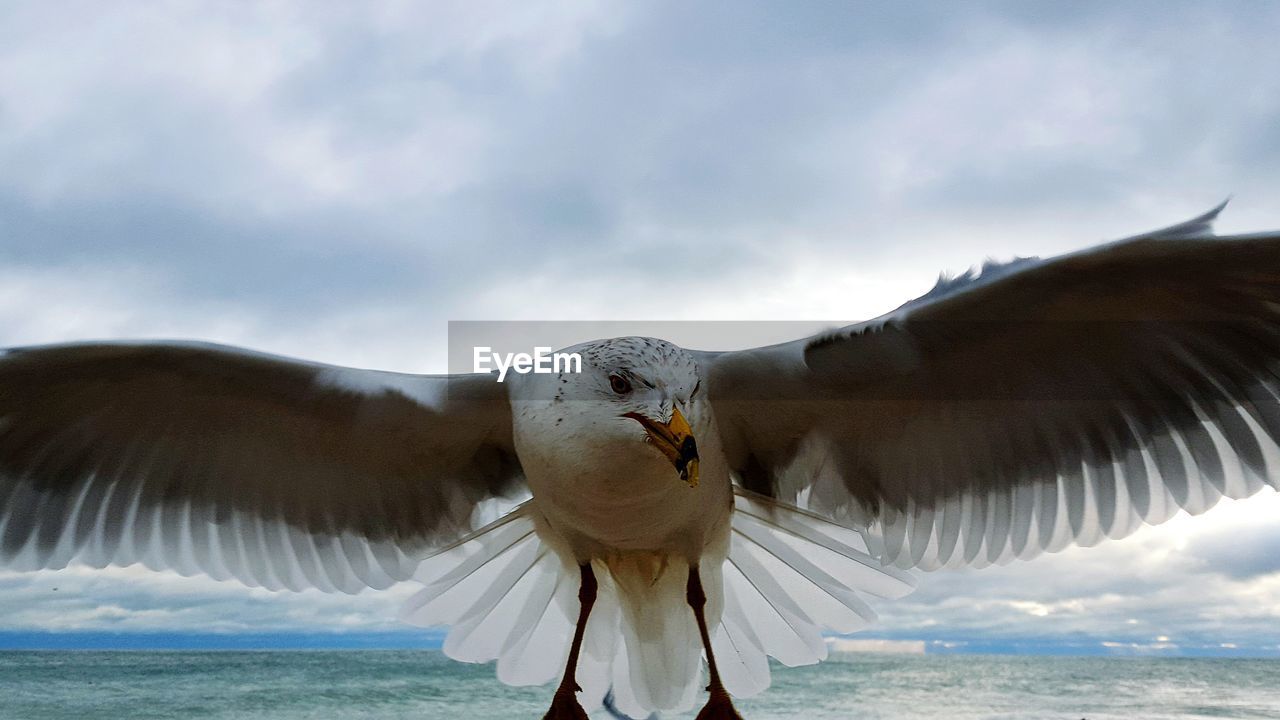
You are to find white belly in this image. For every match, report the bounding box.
[525,444,732,560]
[506,373,733,563]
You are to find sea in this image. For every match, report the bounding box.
[1,651,1278,720]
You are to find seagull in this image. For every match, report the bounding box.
[3,203,1279,719]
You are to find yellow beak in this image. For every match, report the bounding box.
[622,406,700,487]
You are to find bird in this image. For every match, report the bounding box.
[2,201,1280,719]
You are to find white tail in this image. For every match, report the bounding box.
[399,491,916,716]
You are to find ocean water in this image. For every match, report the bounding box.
[1,651,1278,720]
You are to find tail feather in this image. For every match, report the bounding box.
[408,506,536,598]
[576,577,622,709]
[396,491,918,715]
[717,488,917,682]
[710,579,771,697]
[399,502,549,650]
[442,546,552,662]
[732,489,916,599]
[733,518,877,632]
[612,554,703,713]
[725,538,827,664]
[495,566,571,686]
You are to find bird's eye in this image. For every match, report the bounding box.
[609,374,632,395]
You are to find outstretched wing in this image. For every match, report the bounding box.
[0,341,521,592]
[704,203,1280,569]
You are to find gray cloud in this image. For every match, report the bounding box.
[0,566,415,634]
[1188,523,1280,581]
[6,1,1280,326]
[863,495,1280,653]
[3,0,1280,652]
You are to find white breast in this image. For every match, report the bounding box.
[512,396,733,562]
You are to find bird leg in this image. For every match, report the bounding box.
[543,562,598,720]
[687,566,744,720]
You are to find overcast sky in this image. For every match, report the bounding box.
[3,0,1280,660]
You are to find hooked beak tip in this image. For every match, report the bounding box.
[622,408,700,487]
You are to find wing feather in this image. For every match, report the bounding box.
[705,205,1280,568]
[0,341,522,591]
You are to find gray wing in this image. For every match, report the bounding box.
[704,203,1280,570]
[0,341,521,592]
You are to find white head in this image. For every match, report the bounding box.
[509,336,705,488]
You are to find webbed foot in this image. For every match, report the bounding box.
[694,688,743,720]
[543,687,589,720]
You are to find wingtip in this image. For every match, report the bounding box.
[1130,197,1231,241]
[1198,195,1231,225]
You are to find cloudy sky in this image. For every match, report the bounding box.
[3,0,1280,660]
